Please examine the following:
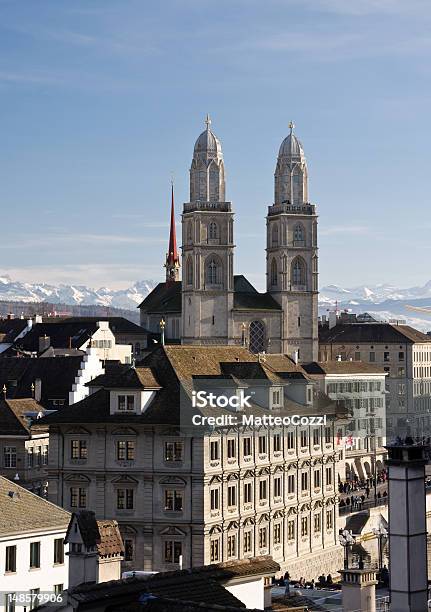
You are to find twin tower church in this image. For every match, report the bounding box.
[139,117,319,362]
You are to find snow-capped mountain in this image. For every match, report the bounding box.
[0,275,157,310]
[320,280,431,306]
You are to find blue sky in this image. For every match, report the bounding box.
[1,0,430,291]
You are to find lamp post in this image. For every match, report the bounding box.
[372,525,388,572]
[160,318,166,346]
[339,529,356,569]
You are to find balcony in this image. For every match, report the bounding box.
[268,203,316,216]
[183,201,232,213]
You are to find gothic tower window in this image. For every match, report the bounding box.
[291,257,306,287]
[187,222,193,244]
[186,257,193,286]
[206,256,221,286]
[249,321,265,354]
[270,258,278,287]
[293,223,305,244]
[208,222,218,241]
[272,224,279,246]
[209,162,219,201]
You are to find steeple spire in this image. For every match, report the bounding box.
[205,113,212,129]
[165,182,180,284]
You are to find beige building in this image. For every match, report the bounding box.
[42,345,346,579]
[303,361,387,481]
[319,321,431,439]
[140,119,318,362]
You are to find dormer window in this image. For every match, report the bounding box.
[118,395,135,412]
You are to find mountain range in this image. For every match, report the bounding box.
[1,274,430,332]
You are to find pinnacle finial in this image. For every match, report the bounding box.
[205,113,212,129]
[289,120,295,134]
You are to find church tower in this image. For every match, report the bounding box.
[266,122,318,361]
[164,183,180,283]
[181,115,234,344]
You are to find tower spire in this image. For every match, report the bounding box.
[165,182,180,284]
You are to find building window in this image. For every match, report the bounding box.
[27,447,34,468]
[54,538,64,565]
[301,472,308,491]
[165,441,183,462]
[384,352,390,362]
[70,487,87,508]
[208,221,218,240]
[210,488,220,510]
[258,435,267,455]
[314,470,321,489]
[210,538,220,562]
[227,439,236,459]
[370,351,376,362]
[314,514,321,533]
[227,485,237,507]
[300,430,308,448]
[291,257,306,286]
[287,474,295,494]
[42,446,48,465]
[312,429,319,446]
[274,523,282,545]
[249,320,265,354]
[117,489,134,510]
[354,352,361,361]
[118,395,135,411]
[324,426,331,444]
[3,446,16,468]
[186,257,193,286]
[399,351,405,361]
[294,223,304,243]
[274,476,282,498]
[206,257,221,285]
[243,437,252,457]
[5,594,16,612]
[71,440,87,460]
[165,489,183,512]
[272,224,279,246]
[124,539,134,561]
[30,542,41,569]
[287,520,295,541]
[54,585,63,596]
[5,546,16,573]
[116,440,135,461]
[270,258,278,286]
[272,389,281,406]
[29,589,40,611]
[326,510,333,530]
[259,480,268,501]
[301,517,308,537]
[243,530,252,553]
[227,534,237,558]
[287,431,295,449]
[244,482,252,503]
[259,527,267,549]
[164,540,182,564]
[326,466,333,486]
[210,440,220,461]
[273,433,281,452]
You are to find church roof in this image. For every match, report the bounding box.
[193,114,223,157]
[278,122,305,160]
[138,276,281,314]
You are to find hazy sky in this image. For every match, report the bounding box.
[1,0,431,291]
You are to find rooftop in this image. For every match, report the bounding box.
[319,323,431,345]
[0,398,46,436]
[303,361,387,376]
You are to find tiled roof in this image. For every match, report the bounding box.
[0,318,28,343]
[319,323,431,345]
[0,355,82,406]
[303,361,386,375]
[69,556,279,609]
[139,276,281,314]
[0,398,46,436]
[88,366,161,390]
[65,511,124,557]
[0,476,70,537]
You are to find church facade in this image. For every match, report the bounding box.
[140,117,318,362]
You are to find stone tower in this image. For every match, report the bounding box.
[266,122,318,361]
[181,115,234,344]
[165,183,181,283]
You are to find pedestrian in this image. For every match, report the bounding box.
[284,571,290,595]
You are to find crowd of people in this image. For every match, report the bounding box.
[279,571,338,594]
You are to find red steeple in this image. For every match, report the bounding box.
[165,183,180,283]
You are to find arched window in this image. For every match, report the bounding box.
[272,224,279,246]
[291,257,306,287]
[249,320,265,354]
[208,222,218,240]
[186,257,193,286]
[270,259,278,287]
[206,256,221,285]
[294,223,304,243]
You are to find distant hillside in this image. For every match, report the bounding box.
[0,300,140,324]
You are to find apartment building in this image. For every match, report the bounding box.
[319,322,431,439]
[303,361,387,481]
[41,345,347,579]
[0,476,70,612]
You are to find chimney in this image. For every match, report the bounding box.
[292,350,299,365]
[34,314,42,324]
[34,379,42,403]
[38,335,50,353]
[7,313,15,320]
[339,568,377,612]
